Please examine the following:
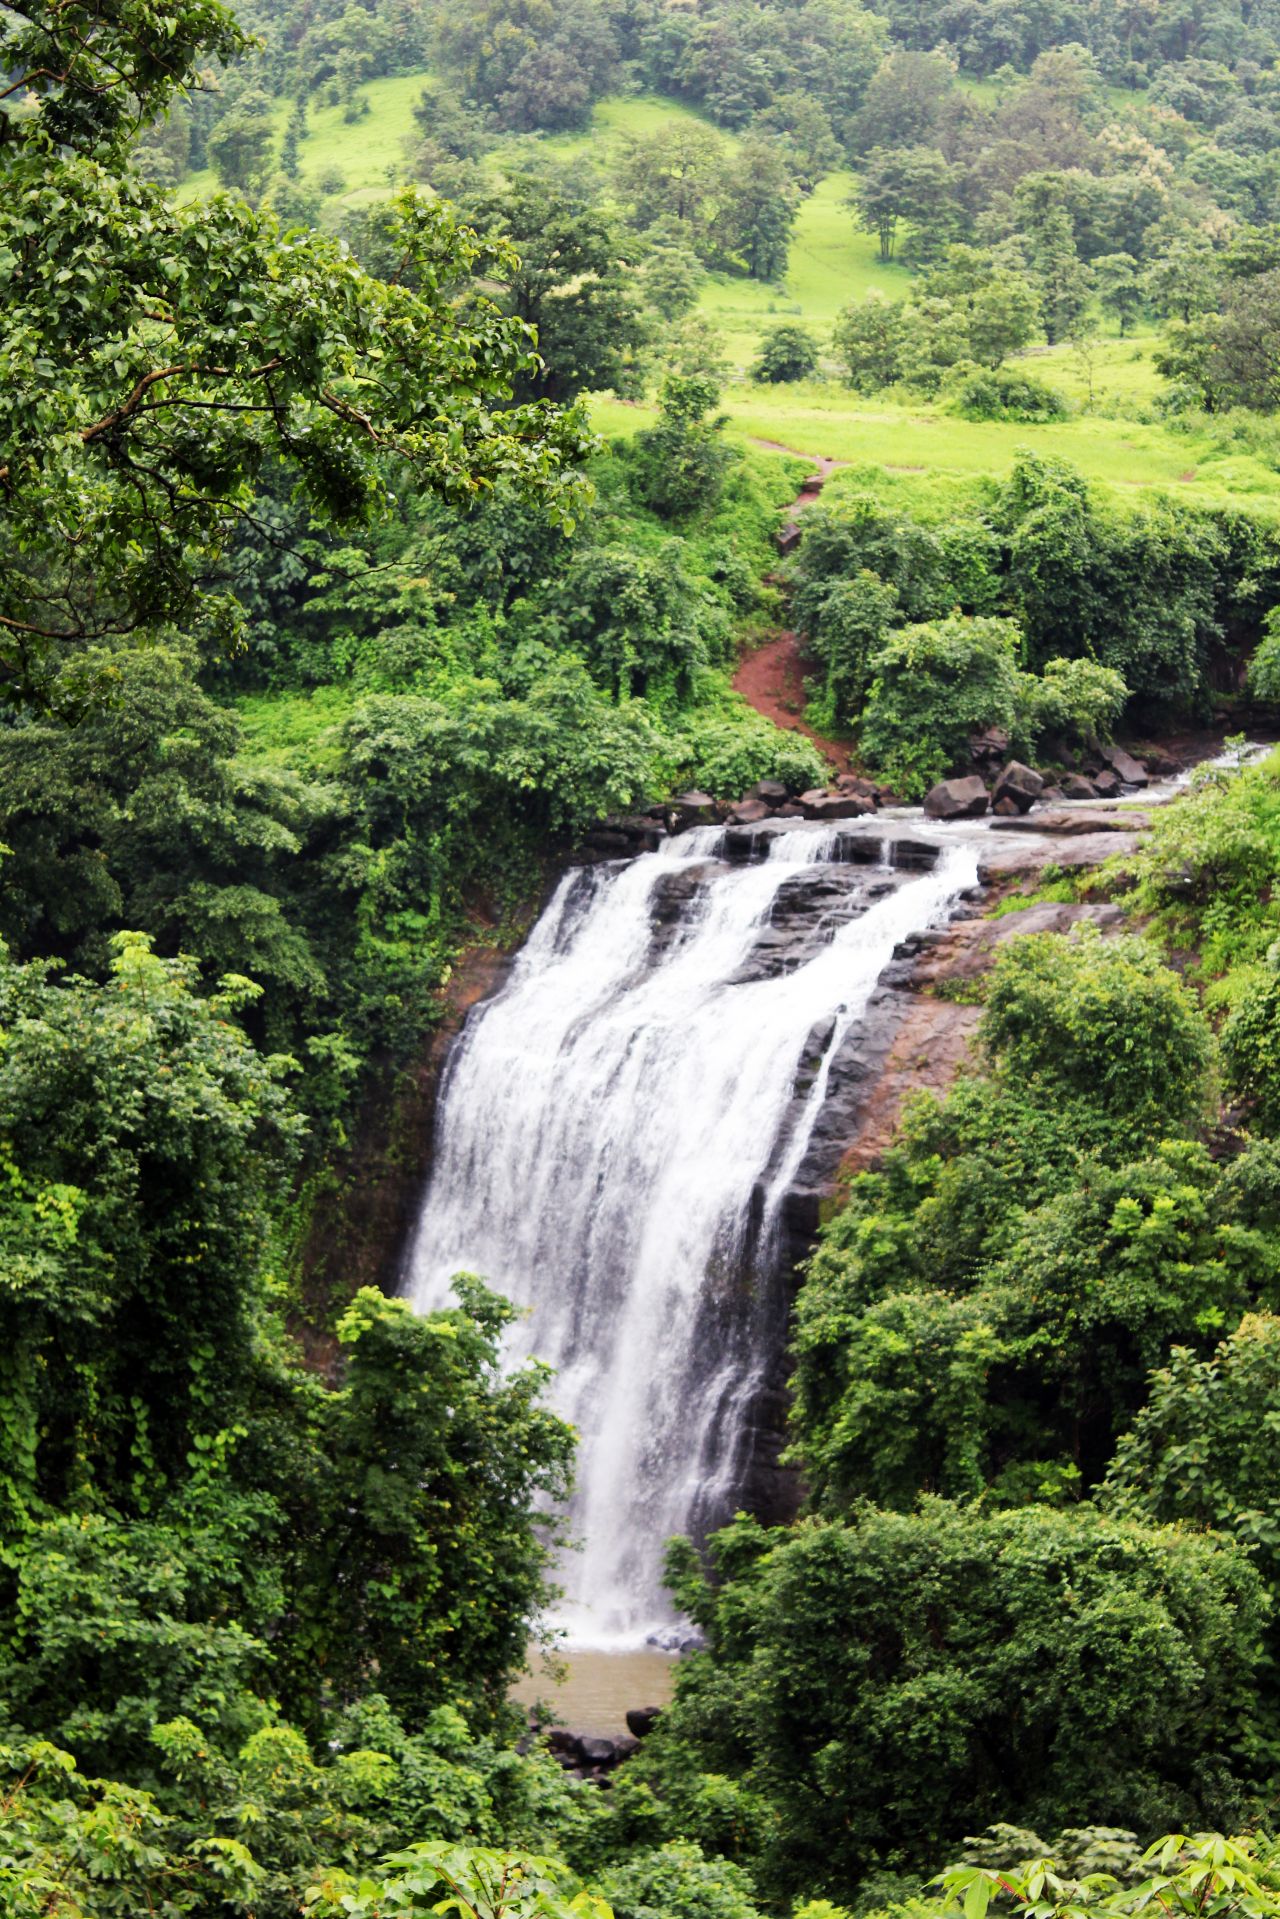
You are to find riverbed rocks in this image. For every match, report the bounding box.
[1101,743,1151,786]
[800,789,875,821]
[992,760,1044,813]
[543,1728,644,1785]
[626,1705,662,1739]
[579,739,1164,863]
[924,775,989,819]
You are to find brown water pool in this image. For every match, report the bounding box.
[511,1647,680,1736]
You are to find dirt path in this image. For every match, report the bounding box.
[732,444,852,771]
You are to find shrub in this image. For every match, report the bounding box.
[1248,607,1280,702]
[750,324,820,383]
[980,925,1213,1135]
[1020,655,1129,752]
[945,362,1068,421]
[654,1504,1265,1901]
[859,613,1024,797]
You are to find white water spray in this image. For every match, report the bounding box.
[404,822,979,1646]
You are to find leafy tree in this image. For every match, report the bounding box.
[800,570,900,725]
[206,84,277,194]
[0,935,299,1533]
[2,56,590,699]
[852,145,960,262]
[860,613,1025,796]
[980,925,1213,1135]
[1105,1311,1280,1590]
[632,373,732,519]
[281,1285,575,1731]
[615,123,729,254]
[652,1503,1265,1902]
[714,135,801,281]
[1027,198,1091,343]
[966,275,1042,365]
[849,50,956,154]
[640,239,702,321]
[471,176,649,403]
[832,295,908,391]
[1094,251,1142,333]
[750,324,820,383]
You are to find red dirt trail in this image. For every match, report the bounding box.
[731,442,852,772]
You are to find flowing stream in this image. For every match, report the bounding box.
[403,818,982,1646]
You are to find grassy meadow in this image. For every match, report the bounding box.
[176,79,1280,518]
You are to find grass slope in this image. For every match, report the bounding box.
[171,83,1280,516]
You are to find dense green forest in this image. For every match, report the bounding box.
[15,0,1280,1910]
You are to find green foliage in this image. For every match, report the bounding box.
[0,935,298,1532]
[1019,656,1128,752]
[1248,610,1280,703]
[631,374,732,520]
[1105,1310,1280,1588]
[944,365,1068,422]
[600,1841,763,1919]
[979,926,1213,1135]
[860,614,1024,797]
[468,175,649,404]
[307,1839,612,1919]
[1,156,592,696]
[750,325,820,384]
[282,1284,573,1730]
[648,1504,1265,1903]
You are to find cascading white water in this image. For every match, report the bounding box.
[404,821,979,1647]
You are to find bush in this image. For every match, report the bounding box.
[654,1503,1265,1901]
[1221,946,1280,1129]
[859,613,1024,797]
[1248,608,1280,702]
[601,1841,764,1919]
[802,569,899,728]
[666,694,828,797]
[945,362,1069,421]
[980,925,1213,1135]
[750,323,820,383]
[631,373,732,520]
[1020,655,1129,753]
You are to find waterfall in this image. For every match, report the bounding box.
[403,821,979,1647]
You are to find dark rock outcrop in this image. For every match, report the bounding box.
[992,760,1044,813]
[1101,744,1150,786]
[923,775,989,820]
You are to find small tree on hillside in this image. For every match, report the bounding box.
[751,323,820,383]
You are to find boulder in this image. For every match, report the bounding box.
[836,774,881,801]
[999,809,1149,836]
[576,1735,616,1768]
[1100,743,1150,786]
[1060,773,1098,800]
[777,520,802,555]
[1040,785,1065,803]
[1144,749,1180,777]
[626,1706,663,1740]
[1092,768,1123,797]
[777,801,806,818]
[923,775,989,820]
[729,797,771,825]
[753,778,789,804]
[801,792,875,821]
[669,790,717,829]
[992,760,1044,814]
[968,727,1010,765]
[992,794,1021,817]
